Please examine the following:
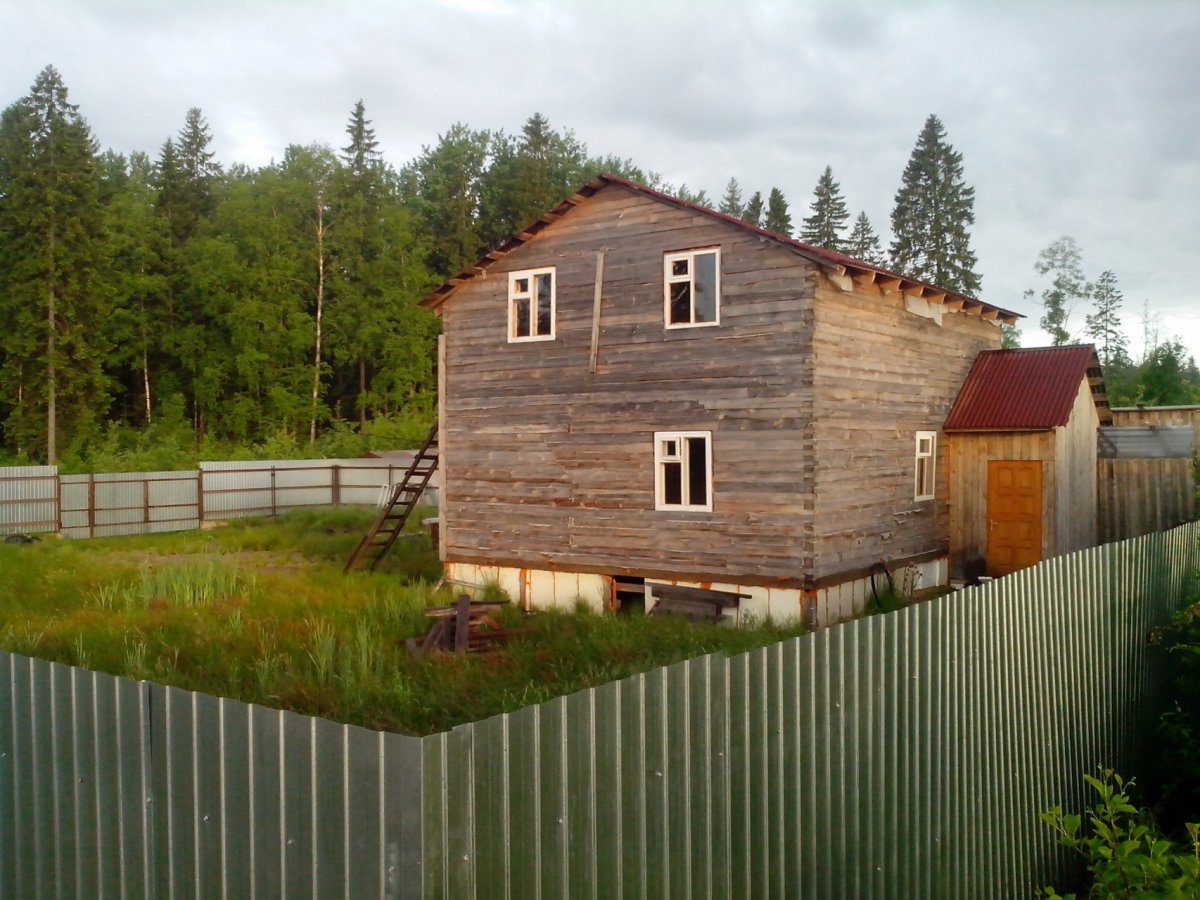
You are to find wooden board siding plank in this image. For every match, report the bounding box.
[439,183,999,589]
[809,280,1001,581]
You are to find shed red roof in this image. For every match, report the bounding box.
[421,173,1021,324]
[944,345,1111,431]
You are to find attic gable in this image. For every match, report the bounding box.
[421,174,1021,325]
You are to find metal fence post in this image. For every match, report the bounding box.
[270,466,277,517]
[87,472,95,538]
[197,468,205,524]
[332,465,341,508]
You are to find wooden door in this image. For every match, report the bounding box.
[986,460,1043,577]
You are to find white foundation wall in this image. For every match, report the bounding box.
[444,563,610,613]
[444,557,948,629]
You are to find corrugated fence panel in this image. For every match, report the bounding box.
[3,524,1198,897]
[199,459,436,519]
[421,521,1200,898]
[0,655,155,899]
[60,471,199,538]
[0,656,423,899]
[1,458,438,540]
[0,464,57,534]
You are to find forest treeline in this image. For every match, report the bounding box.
[0,66,1195,470]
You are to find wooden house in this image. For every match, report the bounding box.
[422,174,1022,626]
[944,345,1111,578]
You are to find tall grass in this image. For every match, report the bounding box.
[0,508,805,735]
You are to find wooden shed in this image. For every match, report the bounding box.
[944,345,1111,578]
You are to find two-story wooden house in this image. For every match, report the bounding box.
[422,174,1023,626]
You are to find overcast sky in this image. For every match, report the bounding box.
[5,0,1199,362]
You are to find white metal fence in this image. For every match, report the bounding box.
[0,458,439,538]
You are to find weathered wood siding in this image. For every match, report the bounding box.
[810,281,1001,583]
[440,184,818,584]
[1110,406,1200,427]
[1098,458,1197,542]
[947,432,1056,576]
[1054,378,1100,555]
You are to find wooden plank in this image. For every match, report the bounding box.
[590,251,605,373]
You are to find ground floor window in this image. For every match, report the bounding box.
[655,431,712,511]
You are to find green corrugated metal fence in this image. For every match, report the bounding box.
[2,522,1198,897]
[421,523,1199,898]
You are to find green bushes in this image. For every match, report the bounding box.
[1149,597,1200,833]
[1040,770,1199,898]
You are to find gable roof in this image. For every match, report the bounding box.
[421,173,1021,324]
[944,345,1112,431]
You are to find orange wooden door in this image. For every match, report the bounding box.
[986,460,1043,577]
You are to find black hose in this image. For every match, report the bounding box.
[869,561,894,612]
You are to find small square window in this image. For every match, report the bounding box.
[914,431,937,501]
[655,431,712,511]
[508,267,555,342]
[664,248,720,328]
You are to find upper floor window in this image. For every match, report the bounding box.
[508,267,555,342]
[914,431,937,501]
[655,431,712,511]
[663,248,720,328]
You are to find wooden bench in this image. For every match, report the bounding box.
[647,584,749,623]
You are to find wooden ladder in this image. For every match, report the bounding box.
[344,424,438,573]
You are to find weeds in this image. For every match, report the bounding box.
[306,617,337,686]
[1040,768,1200,898]
[139,556,255,607]
[0,508,807,736]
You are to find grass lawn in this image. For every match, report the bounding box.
[0,508,807,735]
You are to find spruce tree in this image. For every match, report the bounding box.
[478,113,590,247]
[673,183,710,207]
[341,100,379,179]
[718,177,744,218]
[1085,269,1130,366]
[742,191,764,228]
[889,114,981,293]
[764,187,792,236]
[330,102,435,431]
[845,211,885,265]
[799,165,849,251]
[332,101,387,428]
[404,122,490,277]
[0,65,110,462]
[103,150,171,427]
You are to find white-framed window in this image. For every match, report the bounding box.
[655,431,713,511]
[914,431,937,501]
[663,248,720,328]
[508,267,555,342]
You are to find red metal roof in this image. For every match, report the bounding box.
[944,345,1111,431]
[421,173,1021,324]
